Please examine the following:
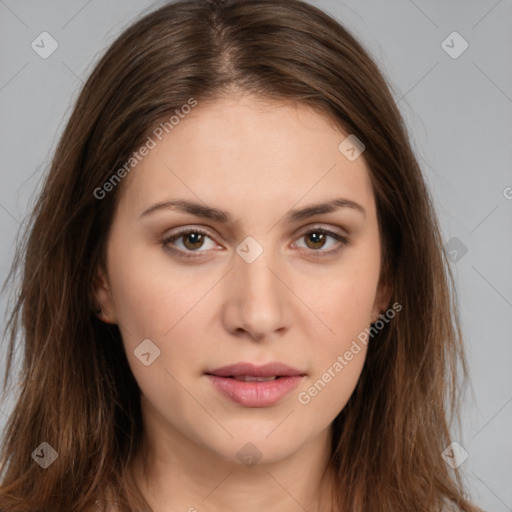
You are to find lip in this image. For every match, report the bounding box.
[207,362,305,378]
[205,362,306,407]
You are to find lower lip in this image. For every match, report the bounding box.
[206,375,303,407]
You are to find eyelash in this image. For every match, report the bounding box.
[161,226,350,259]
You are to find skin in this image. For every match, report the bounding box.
[94,93,391,512]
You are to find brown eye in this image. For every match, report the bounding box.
[181,232,206,250]
[294,227,349,257]
[162,228,218,257]
[304,231,328,250]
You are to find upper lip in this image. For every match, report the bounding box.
[206,362,306,378]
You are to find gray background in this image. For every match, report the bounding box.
[0,1,511,510]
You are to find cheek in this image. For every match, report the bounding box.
[107,237,207,340]
[294,235,379,409]
[298,239,381,338]
[296,280,371,418]
[106,241,218,396]
[299,347,367,413]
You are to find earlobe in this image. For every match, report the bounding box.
[91,267,117,324]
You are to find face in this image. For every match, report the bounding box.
[94,94,390,467]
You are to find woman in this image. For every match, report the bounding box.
[0,0,485,510]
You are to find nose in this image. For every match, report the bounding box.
[221,246,290,342]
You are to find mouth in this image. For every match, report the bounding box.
[226,375,280,382]
[205,362,306,407]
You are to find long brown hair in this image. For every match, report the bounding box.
[0,0,483,510]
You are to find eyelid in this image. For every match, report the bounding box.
[293,223,349,241]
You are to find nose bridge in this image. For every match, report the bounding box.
[239,250,278,299]
[225,238,288,338]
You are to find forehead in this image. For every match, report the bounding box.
[119,95,375,221]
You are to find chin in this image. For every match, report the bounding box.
[204,428,309,468]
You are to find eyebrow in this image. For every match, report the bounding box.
[139,197,366,224]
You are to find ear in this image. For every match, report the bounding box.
[371,274,393,324]
[91,265,117,324]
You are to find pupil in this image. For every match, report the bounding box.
[185,232,203,249]
[307,232,325,249]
